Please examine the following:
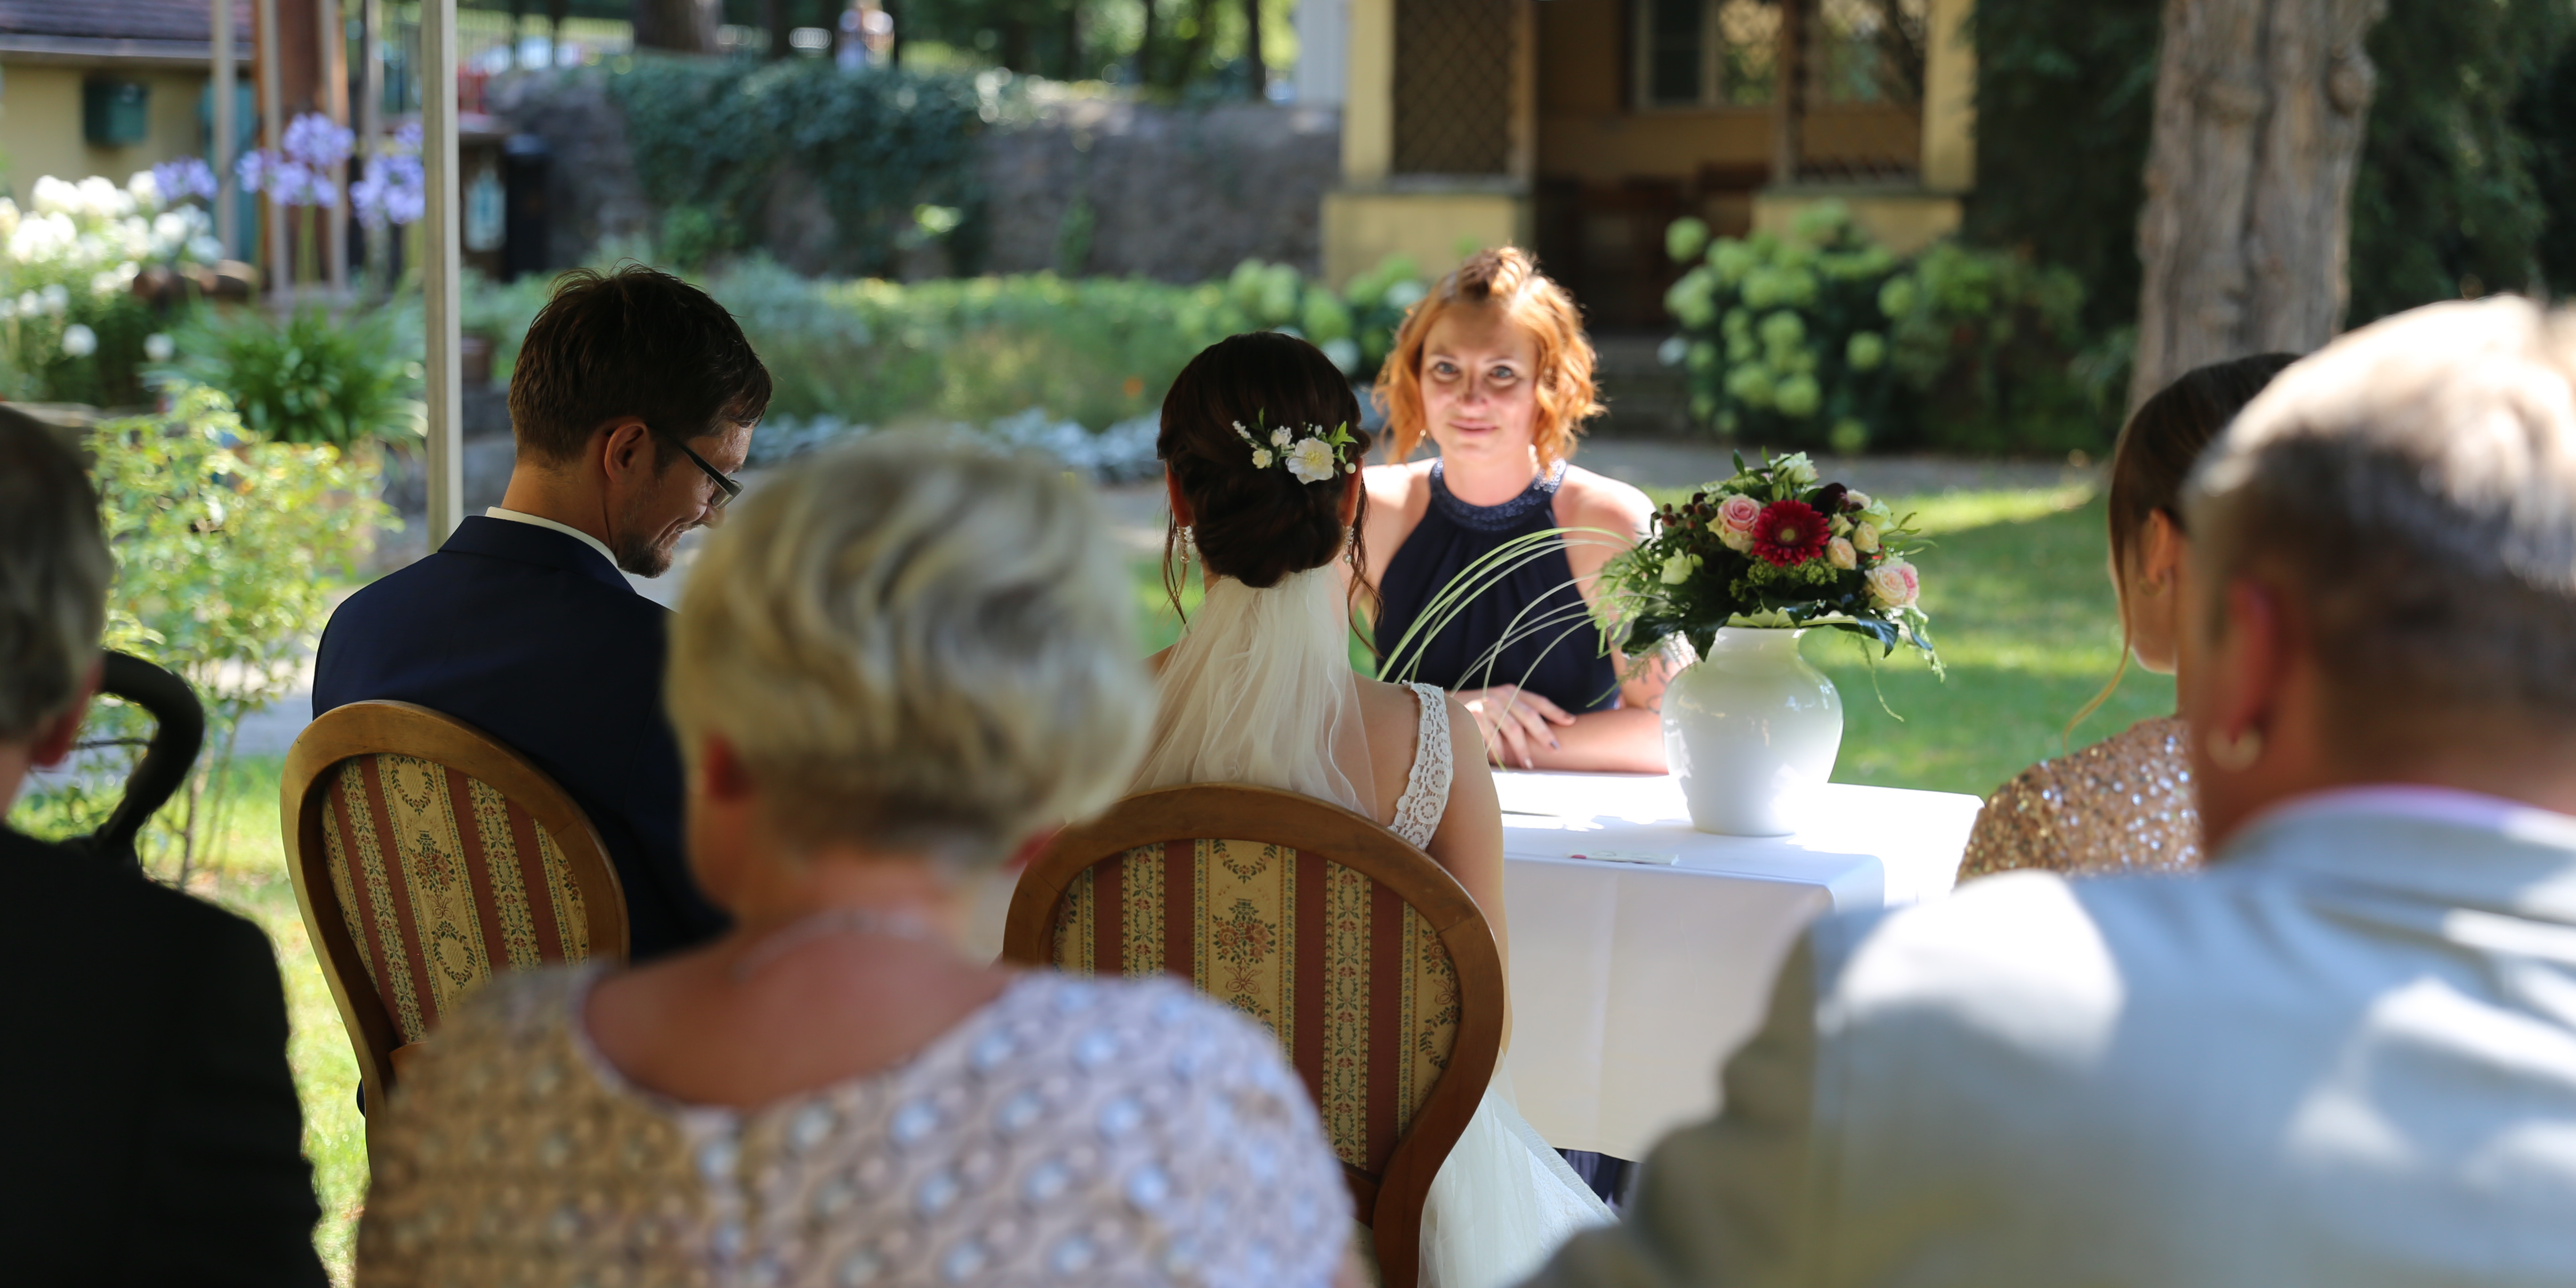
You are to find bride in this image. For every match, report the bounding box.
[1136,331,1613,1287]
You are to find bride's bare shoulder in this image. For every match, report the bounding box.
[1353,675,1430,731]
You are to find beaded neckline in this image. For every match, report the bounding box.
[1427,459,1568,533]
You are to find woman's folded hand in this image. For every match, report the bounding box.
[1457,683,1576,769]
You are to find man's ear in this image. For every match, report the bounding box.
[2209,576,2288,749]
[597,418,654,481]
[698,732,756,804]
[31,657,102,768]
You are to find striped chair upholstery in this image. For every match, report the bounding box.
[1003,785,1504,1288]
[1046,840,1461,1177]
[283,701,626,1112]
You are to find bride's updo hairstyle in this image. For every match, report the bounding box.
[1159,332,1374,610]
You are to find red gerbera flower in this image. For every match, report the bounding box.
[1753,499,1829,567]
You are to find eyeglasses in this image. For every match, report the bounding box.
[676,440,742,511]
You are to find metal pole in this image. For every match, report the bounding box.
[257,0,288,300]
[320,0,349,297]
[212,0,237,257]
[422,0,463,544]
[360,0,382,291]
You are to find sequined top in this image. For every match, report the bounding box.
[1958,715,2203,880]
[356,967,1351,1288]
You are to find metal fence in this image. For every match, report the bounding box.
[1391,0,1517,176]
[1781,0,1926,182]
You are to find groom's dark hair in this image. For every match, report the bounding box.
[1158,332,1374,607]
[508,264,772,467]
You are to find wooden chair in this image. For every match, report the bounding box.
[1002,784,1505,1288]
[281,700,628,1112]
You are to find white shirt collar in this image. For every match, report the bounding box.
[483,507,618,570]
[2244,784,2572,839]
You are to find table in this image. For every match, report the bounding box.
[1493,771,1982,1160]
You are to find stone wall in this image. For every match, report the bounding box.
[486,70,1341,281]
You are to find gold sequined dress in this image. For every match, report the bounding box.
[1959,715,2202,879]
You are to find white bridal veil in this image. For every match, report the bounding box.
[1132,565,1378,821]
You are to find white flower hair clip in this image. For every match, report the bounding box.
[1232,417,1360,484]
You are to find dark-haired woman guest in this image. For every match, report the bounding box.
[1360,248,1668,772]
[1960,353,2297,879]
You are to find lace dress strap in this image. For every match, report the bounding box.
[1389,681,1454,849]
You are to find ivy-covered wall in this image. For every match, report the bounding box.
[1966,0,2576,343]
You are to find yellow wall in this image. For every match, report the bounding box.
[1323,187,1529,289]
[0,63,212,201]
[1922,0,1977,192]
[1752,189,1961,254]
[1343,0,1394,181]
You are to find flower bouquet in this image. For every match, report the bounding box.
[1596,451,1938,836]
[1595,450,1937,668]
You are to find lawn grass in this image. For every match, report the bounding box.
[122,480,2161,1283]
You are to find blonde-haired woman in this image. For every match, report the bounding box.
[1362,247,1667,773]
[358,433,1356,1287]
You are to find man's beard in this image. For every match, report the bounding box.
[612,494,682,577]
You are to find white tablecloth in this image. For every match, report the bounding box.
[1494,771,1982,1159]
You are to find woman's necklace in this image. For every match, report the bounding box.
[729,907,945,982]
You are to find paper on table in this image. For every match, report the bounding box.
[1564,849,1681,866]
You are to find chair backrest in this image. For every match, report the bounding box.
[281,700,627,1110]
[1002,783,1504,1288]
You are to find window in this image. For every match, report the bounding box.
[1636,0,1780,110]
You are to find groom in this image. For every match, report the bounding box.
[313,265,768,960]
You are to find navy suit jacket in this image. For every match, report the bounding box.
[312,515,726,959]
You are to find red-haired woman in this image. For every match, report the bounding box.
[1361,248,1669,772]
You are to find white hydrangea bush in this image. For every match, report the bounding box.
[0,170,223,404]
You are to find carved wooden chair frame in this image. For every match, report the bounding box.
[1001,783,1505,1288]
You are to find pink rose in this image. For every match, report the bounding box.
[1827,536,1857,570]
[1715,494,1763,536]
[1866,559,1919,608]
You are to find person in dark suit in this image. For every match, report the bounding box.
[0,416,327,1286]
[314,265,771,960]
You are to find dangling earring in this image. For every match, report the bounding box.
[1177,525,1197,557]
[1344,524,1356,550]
[2206,726,2263,771]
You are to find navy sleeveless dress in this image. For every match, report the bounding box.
[1372,461,1622,713]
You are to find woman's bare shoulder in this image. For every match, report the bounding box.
[1364,459,1434,505]
[1557,465,1654,536]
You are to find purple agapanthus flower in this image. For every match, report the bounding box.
[151,156,219,204]
[282,112,355,170]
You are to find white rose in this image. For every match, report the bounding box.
[1285,437,1339,483]
[1845,489,1872,511]
[1829,514,1851,536]
[1866,559,1920,608]
[1827,537,1857,570]
[1852,522,1880,554]
[1659,552,1702,585]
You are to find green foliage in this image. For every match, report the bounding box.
[1960,0,2160,338]
[7,387,387,882]
[2347,0,2576,323]
[1969,0,2576,337]
[462,254,1427,442]
[1666,206,2106,456]
[0,174,224,406]
[1880,243,2107,455]
[606,57,988,275]
[158,303,424,446]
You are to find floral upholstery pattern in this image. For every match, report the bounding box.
[1047,839,1463,1175]
[317,753,598,1044]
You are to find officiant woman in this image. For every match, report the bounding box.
[1361,248,1668,772]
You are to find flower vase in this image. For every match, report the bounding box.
[1661,627,1843,836]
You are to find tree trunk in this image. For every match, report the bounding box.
[1243,0,1262,97]
[765,0,791,57]
[1137,0,1159,85]
[2130,0,2387,409]
[632,0,718,52]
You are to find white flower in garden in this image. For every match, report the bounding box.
[144,332,174,362]
[0,298,16,321]
[59,324,96,358]
[1659,552,1702,585]
[89,270,121,297]
[41,284,69,315]
[1285,437,1339,484]
[1827,537,1857,571]
[1866,559,1920,608]
[16,292,37,316]
[30,176,77,215]
[1852,521,1880,554]
[1251,447,1274,470]
[127,170,162,209]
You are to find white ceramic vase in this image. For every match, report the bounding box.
[1660,627,1844,836]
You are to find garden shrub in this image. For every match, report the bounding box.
[1663,204,1904,455]
[158,302,424,446]
[606,57,991,275]
[0,173,222,407]
[7,386,387,882]
[1663,203,2104,456]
